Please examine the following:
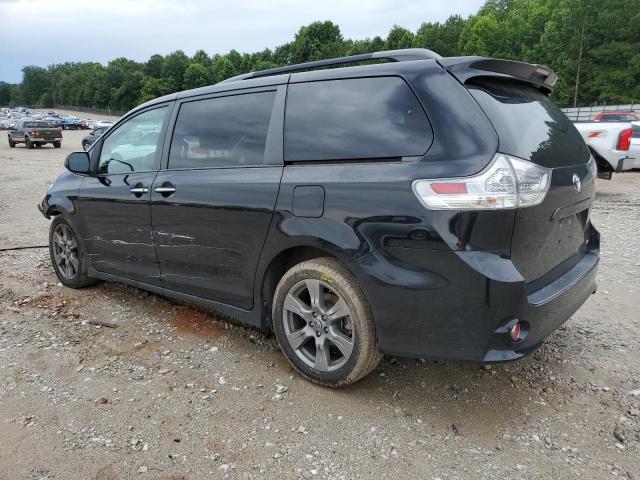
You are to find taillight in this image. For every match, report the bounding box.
[617,128,632,151]
[31,129,37,136]
[412,153,551,210]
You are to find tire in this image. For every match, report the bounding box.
[8,137,15,148]
[25,137,33,149]
[272,257,382,387]
[53,142,61,149]
[49,217,98,289]
[82,141,90,151]
[35,143,42,148]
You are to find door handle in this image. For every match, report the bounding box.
[154,183,176,197]
[129,184,149,197]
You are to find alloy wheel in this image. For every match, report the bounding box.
[282,279,355,372]
[52,223,79,280]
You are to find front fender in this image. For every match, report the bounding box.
[38,171,84,219]
[39,193,76,218]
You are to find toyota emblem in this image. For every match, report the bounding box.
[572,173,581,193]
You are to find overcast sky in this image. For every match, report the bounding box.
[0,0,485,83]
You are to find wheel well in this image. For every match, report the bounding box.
[589,147,613,173]
[259,246,336,331]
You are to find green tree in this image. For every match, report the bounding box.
[8,8,640,111]
[183,63,212,89]
[212,56,237,83]
[414,15,465,57]
[289,21,346,63]
[386,25,414,50]
[21,66,51,105]
[145,54,165,78]
[138,77,172,104]
[162,50,190,92]
[0,82,14,105]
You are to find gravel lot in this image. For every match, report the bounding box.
[0,124,639,479]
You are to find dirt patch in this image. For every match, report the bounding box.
[168,307,227,339]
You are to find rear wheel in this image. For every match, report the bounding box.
[272,257,382,387]
[53,142,61,149]
[25,137,33,149]
[49,217,98,288]
[35,143,42,148]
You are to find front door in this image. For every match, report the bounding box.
[75,105,172,284]
[151,88,284,309]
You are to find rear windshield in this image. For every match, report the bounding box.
[467,78,589,167]
[24,121,50,128]
[596,113,638,122]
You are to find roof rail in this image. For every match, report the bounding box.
[220,48,441,83]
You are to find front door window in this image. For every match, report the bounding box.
[98,107,168,174]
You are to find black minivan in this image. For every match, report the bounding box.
[40,49,599,387]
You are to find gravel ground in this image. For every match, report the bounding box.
[0,125,639,479]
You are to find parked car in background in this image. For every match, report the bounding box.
[592,111,640,122]
[40,49,600,387]
[81,126,110,150]
[44,116,62,128]
[8,119,62,148]
[61,116,81,130]
[574,121,634,178]
[0,119,16,130]
[94,120,115,129]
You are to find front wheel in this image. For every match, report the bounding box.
[272,257,382,387]
[8,137,15,148]
[49,217,98,288]
[82,141,90,150]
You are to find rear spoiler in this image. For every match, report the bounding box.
[438,56,558,93]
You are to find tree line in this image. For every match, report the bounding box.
[1,0,638,112]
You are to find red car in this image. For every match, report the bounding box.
[592,111,640,122]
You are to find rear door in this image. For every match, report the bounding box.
[466,77,594,284]
[150,86,285,309]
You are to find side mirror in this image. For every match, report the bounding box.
[65,151,92,175]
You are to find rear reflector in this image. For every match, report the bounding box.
[510,322,521,342]
[430,183,468,194]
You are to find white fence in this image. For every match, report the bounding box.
[561,104,640,121]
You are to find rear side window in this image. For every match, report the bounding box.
[169,91,276,169]
[285,77,432,161]
[467,78,588,167]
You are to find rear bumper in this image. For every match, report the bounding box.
[354,225,599,362]
[615,156,633,172]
